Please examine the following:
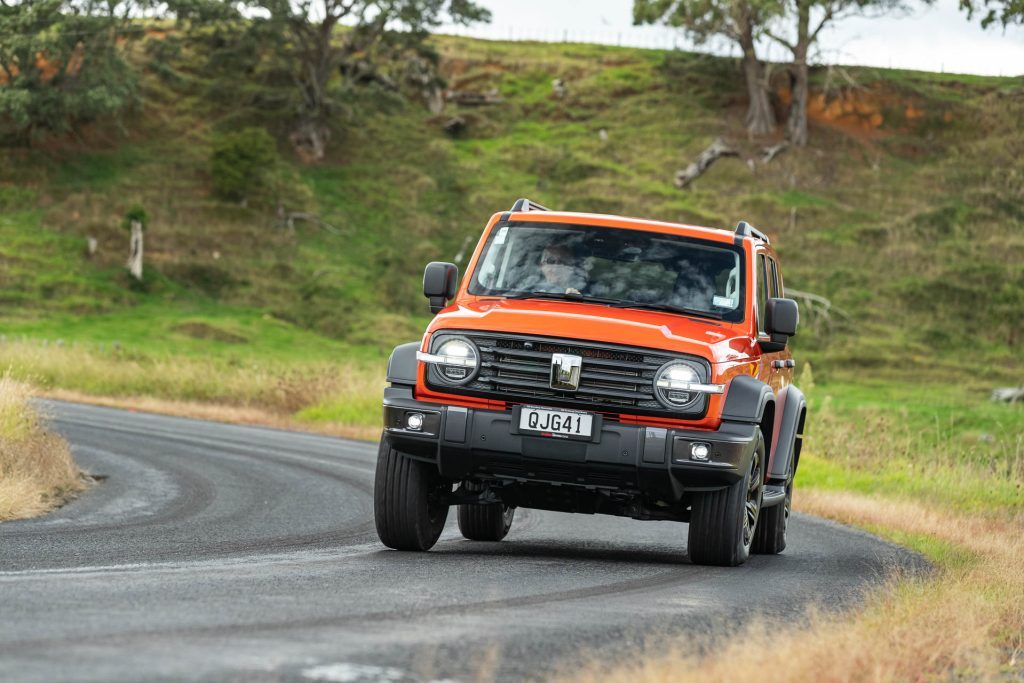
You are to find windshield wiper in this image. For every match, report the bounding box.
[606,301,723,320]
[500,292,723,320]
[502,291,623,305]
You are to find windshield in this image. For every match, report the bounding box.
[469,223,745,322]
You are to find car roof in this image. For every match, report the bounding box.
[501,209,740,246]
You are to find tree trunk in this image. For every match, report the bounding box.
[288,14,339,162]
[991,387,1024,404]
[739,34,775,136]
[290,119,329,163]
[675,138,740,189]
[787,2,811,146]
[787,59,809,146]
[127,220,143,281]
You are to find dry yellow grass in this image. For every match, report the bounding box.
[561,491,1023,683]
[0,341,375,413]
[0,341,385,439]
[41,388,380,442]
[0,374,87,521]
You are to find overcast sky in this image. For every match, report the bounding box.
[440,0,1024,77]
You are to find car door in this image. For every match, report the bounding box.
[755,251,788,394]
[767,255,794,390]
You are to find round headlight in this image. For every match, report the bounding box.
[433,338,479,384]
[654,361,703,409]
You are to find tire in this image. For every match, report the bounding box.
[373,434,450,551]
[753,477,792,554]
[458,483,515,542]
[687,431,764,567]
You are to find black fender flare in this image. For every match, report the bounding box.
[719,375,776,482]
[766,384,807,483]
[386,342,420,386]
[720,375,774,425]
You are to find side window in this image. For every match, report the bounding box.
[756,254,768,334]
[768,258,781,298]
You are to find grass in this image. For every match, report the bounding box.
[0,374,87,521]
[0,30,1022,679]
[556,369,1024,682]
[0,339,385,440]
[798,377,1023,513]
[1,35,1021,379]
[563,491,1023,683]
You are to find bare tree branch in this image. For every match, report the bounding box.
[675,138,740,189]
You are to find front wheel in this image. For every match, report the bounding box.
[687,431,764,566]
[753,476,792,554]
[458,483,515,541]
[373,434,450,551]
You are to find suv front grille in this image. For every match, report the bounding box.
[425,332,710,418]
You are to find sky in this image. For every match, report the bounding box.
[439,0,1024,77]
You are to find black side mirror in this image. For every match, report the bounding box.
[423,262,458,314]
[762,297,799,352]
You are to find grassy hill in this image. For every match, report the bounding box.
[1,35,1021,506]
[2,35,1022,681]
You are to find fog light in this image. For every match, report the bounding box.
[690,443,711,462]
[405,412,425,431]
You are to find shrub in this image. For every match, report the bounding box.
[122,204,148,229]
[210,127,280,202]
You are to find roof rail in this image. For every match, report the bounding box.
[735,220,770,244]
[510,198,551,213]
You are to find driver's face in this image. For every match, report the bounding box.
[541,248,573,286]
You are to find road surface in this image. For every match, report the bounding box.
[0,402,926,682]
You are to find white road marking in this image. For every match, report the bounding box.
[0,528,465,580]
[301,662,405,682]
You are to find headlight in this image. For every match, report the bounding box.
[653,360,723,410]
[417,337,479,385]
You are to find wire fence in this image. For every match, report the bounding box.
[440,23,688,51]
[437,23,1023,78]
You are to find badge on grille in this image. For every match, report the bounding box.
[550,353,582,391]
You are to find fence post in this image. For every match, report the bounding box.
[127,220,144,281]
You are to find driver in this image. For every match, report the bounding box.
[537,244,587,295]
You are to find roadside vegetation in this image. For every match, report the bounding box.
[1,5,1022,677]
[0,336,384,441]
[557,370,1023,681]
[0,374,86,521]
[565,492,1023,683]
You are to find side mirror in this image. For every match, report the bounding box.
[423,261,458,314]
[762,297,799,352]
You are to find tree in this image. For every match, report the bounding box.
[123,205,147,282]
[237,0,491,161]
[958,0,1024,26]
[765,0,909,146]
[0,1,146,144]
[634,0,782,136]
[210,127,280,202]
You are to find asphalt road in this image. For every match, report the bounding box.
[0,402,926,683]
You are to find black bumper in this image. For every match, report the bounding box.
[383,386,759,502]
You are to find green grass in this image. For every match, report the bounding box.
[0,302,375,361]
[0,34,1020,507]
[797,377,1023,514]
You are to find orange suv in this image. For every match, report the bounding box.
[375,199,806,566]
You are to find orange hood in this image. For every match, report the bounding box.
[426,299,756,365]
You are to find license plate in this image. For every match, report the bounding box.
[518,406,593,439]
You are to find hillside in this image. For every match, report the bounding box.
[3,33,1022,683]
[1,36,1022,457]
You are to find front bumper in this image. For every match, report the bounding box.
[383,386,759,502]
